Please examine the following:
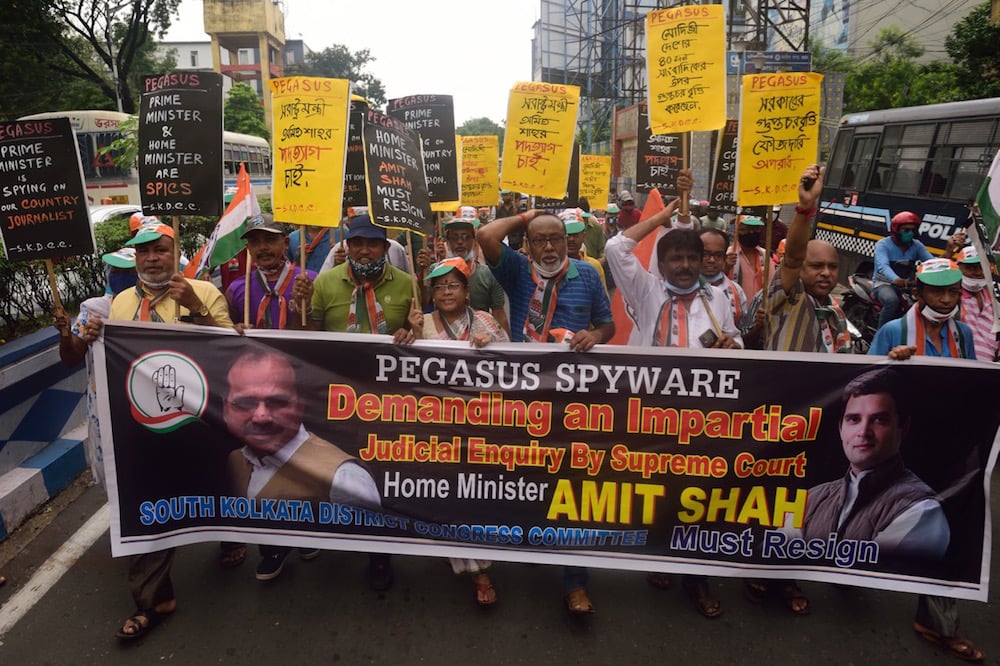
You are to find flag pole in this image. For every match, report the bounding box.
[244,252,252,328]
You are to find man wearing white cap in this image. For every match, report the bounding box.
[866,256,983,662]
[955,245,998,362]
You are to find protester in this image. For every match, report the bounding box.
[729,216,767,303]
[320,207,410,274]
[701,207,727,232]
[955,244,999,362]
[399,256,506,606]
[616,190,642,230]
[866,257,984,663]
[78,222,236,641]
[225,215,316,330]
[604,169,738,618]
[497,190,523,251]
[477,205,614,614]
[287,223,336,273]
[52,247,138,487]
[224,349,381,580]
[299,213,411,589]
[603,203,621,239]
[417,206,510,336]
[563,208,608,292]
[699,228,746,325]
[577,196,607,261]
[223,215,320,579]
[872,211,934,329]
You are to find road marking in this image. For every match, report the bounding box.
[0,502,109,641]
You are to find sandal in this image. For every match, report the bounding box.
[115,607,171,641]
[219,544,247,569]
[646,573,672,590]
[780,581,810,616]
[685,579,722,619]
[914,621,986,662]
[474,574,497,606]
[564,587,595,615]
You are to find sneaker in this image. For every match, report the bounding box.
[256,551,288,581]
[367,555,393,591]
[299,548,321,561]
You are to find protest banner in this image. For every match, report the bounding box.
[579,155,612,206]
[500,82,580,199]
[269,76,351,226]
[709,119,739,214]
[96,324,1000,600]
[138,72,223,216]
[387,95,459,205]
[636,103,688,195]
[534,144,580,210]
[0,117,94,261]
[460,136,500,207]
[363,109,433,236]
[736,72,823,207]
[344,95,370,208]
[646,4,727,134]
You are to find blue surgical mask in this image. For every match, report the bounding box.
[108,271,138,295]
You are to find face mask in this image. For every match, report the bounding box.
[108,271,138,295]
[921,304,959,323]
[963,275,988,292]
[897,230,915,244]
[662,278,701,295]
[531,257,569,279]
[739,233,760,247]
[348,255,386,279]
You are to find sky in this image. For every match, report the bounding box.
[163,0,540,126]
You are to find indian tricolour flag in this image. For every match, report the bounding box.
[185,163,259,279]
[973,147,1000,333]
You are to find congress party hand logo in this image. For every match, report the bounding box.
[126,351,208,433]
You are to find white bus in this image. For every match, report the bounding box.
[17,109,272,205]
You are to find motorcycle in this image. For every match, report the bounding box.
[840,260,916,353]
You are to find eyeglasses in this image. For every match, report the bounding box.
[433,282,464,293]
[228,396,295,412]
[528,236,566,249]
[703,251,727,260]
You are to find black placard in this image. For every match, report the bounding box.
[0,117,94,261]
[709,119,739,214]
[343,96,369,208]
[534,143,580,210]
[363,109,433,236]
[138,72,224,216]
[387,95,459,202]
[635,103,687,196]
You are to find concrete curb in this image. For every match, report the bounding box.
[0,424,87,542]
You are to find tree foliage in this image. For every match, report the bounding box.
[0,0,180,117]
[224,83,269,140]
[289,45,386,109]
[945,2,1000,100]
[457,117,504,145]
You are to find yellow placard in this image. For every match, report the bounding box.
[736,72,823,207]
[500,82,580,199]
[579,155,612,204]
[646,5,727,134]
[269,76,351,226]
[460,135,500,207]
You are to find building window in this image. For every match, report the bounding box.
[190,50,198,67]
[238,48,255,65]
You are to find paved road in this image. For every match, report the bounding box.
[1,477,1000,665]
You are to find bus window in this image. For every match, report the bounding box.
[840,135,877,190]
[878,123,935,195]
[825,129,853,186]
[924,119,996,200]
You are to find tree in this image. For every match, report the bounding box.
[289,45,386,108]
[224,83,269,140]
[807,37,853,74]
[11,0,182,114]
[457,117,504,145]
[843,27,939,112]
[945,2,1000,100]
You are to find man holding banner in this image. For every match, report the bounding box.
[80,222,234,641]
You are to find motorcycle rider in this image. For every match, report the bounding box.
[872,212,935,329]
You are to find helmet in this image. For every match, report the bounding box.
[890,211,920,232]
